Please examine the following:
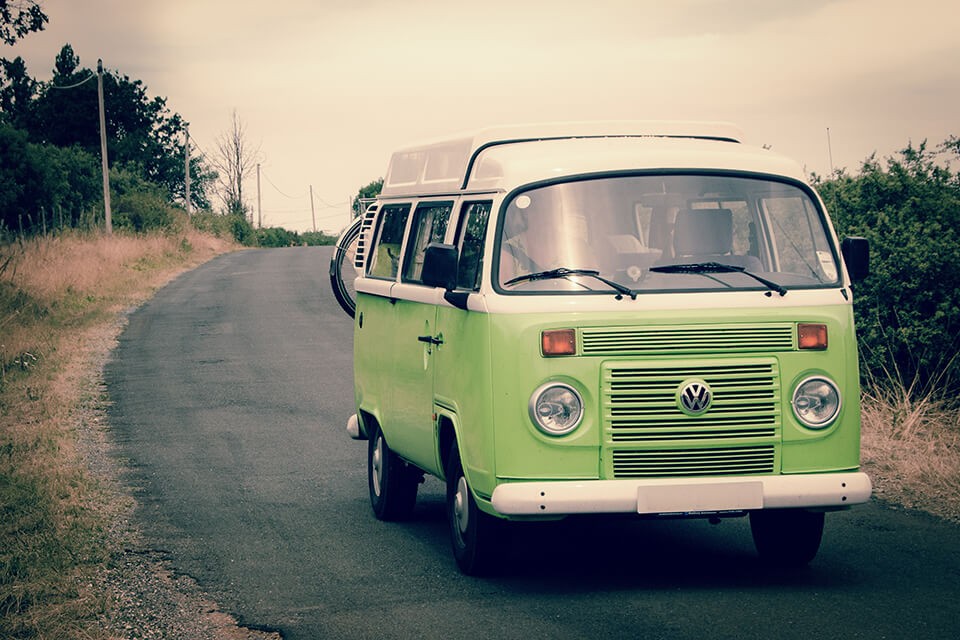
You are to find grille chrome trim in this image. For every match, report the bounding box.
[582,324,795,356]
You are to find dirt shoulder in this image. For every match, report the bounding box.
[74,318,280,640]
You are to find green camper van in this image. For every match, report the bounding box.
[330,122,872,575]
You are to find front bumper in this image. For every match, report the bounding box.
[490,472,872,516]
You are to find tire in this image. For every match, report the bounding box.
[367,426,420,521]
[329,217,363,318]
[750,509,825,567]
[445,443,504,575]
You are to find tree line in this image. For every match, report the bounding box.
[0,2,337,247]
[0,42,220,236]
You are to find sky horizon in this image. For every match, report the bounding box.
[4,0,958,234]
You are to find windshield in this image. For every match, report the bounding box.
[496,174,840,294]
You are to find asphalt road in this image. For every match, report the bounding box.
[106,246,960,640]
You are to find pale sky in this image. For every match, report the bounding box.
[4,0,959,233]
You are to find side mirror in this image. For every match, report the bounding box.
[841,236,869,283]
[421,243,459,290]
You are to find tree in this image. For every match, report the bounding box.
[211,109,260,217]
[0,0,47,47]
[351,178,383,217]
[1,44,217,235]
[0,56,36,129]
[818,138,960,394]
[24,45,214,213]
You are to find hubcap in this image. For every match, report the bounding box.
[372,437,384,497]
[454,476,470,535]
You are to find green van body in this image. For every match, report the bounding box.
[341,122,871,573]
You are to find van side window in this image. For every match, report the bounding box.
[456,201,491,291]
[367,204,411,279]
[402,202,452,283]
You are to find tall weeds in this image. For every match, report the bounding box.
[860,360,960,522]
[0,228,234,638]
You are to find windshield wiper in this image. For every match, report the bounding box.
[505,267,638,300]
[649,262,787,297]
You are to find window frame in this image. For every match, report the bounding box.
[366,203,412,281]
[401,200,454,285]
[453,200,492,292]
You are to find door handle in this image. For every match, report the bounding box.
[417,334,443,346]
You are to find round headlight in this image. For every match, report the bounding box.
[529,383,583,436]
[792,376,841,428]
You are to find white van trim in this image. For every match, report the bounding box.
[490,472,872,516]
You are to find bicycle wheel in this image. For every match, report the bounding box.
[330,217,363,318]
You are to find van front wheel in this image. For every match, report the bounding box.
[750,509,825,567]
[368,427,419,521]
[445,444,503,575]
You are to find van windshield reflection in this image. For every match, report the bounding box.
[496,175,839,294]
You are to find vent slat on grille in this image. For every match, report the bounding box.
[583,325,794,355]
[613,446,776,477]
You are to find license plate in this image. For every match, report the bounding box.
[637,482,763,514]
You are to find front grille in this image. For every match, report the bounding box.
[603,359,780,478]
[582,324,794,356]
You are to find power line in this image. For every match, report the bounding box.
[260,167,301,199]
[48,72,96,90]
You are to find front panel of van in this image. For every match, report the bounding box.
[475,300,860,502]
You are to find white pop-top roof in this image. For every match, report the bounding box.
[379,121,788,197]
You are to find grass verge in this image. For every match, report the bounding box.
[861,380,960,522]
[1,227,235,639]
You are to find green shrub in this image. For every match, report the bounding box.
[818,138,960,395]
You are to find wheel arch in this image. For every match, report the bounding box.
[358,408,380,441]
[436,410,458,482]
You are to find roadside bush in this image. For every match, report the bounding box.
[256,226,299,247]
[108,166,182,233]
[188,212,256,246]
[228,214,256,246]
[818,138,960,395]
[300,230,336,246]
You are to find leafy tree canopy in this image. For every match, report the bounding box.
[0,0,47,47]
[351,178,382,217]
[0,44,215,235]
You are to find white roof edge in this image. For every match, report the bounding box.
[468,120,744,147]
[381,121,745,197]
[396,121,744,153]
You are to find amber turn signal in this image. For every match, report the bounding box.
[541,329,577,356]
[798,323,828,350]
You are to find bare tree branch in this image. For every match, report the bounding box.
[210,109,261,216]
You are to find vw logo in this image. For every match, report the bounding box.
[677,379,712,415]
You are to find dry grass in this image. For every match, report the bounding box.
[1,227,235,639]
[861,381,960,523]
[1,228,229,379]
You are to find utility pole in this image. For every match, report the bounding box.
[310,185,317,233]
[826,127,835,175]
[97,59,112,234]
[184,125,191,214]
[256,163,262,228]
